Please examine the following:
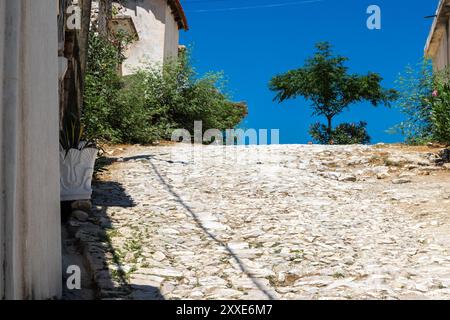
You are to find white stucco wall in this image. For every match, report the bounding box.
[0,0,61,300]
[120,0,181,75]
[0,0,5,298]
[427,1,450,71]
[434,18,450,71]
[164,4,180,61]
[434,29,448,71]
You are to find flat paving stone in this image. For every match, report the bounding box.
[93,144,450,300]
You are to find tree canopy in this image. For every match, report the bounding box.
[269,42,397,144]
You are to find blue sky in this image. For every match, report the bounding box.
[180,0,438,144]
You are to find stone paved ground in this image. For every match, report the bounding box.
[89,144,450,300]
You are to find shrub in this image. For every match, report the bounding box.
[310,121,370,145]
[393,61,450,145]
[83,33,247,144]
[430,69,450,144]
[392,60,434,144]
[83,32,131,142]
[114,71,171,143]
[119,54,248,141]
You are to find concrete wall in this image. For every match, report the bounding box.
[0,0,62,300]
[0,0,4,299]
[120,0,180,74]
[164,4,180,61]
[433,18,450,71]
[435,28,448,71]
[426,1,450,71]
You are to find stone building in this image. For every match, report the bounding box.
[103,0,189,75]
[425,0,450,70]
[1,0,188,300]
[0,0,61,299]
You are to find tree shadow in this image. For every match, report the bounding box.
[63,177,164,300]
[92,180,136,208]
[95,152,275,299]
[89,180,165,300]
[147,158,276,300]
[121,153,189,165]
[69,151,275,300]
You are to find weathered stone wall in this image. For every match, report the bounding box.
[0,0,62,299]
[0,0,5,299]
[434,21,449,71]
[119,0,180,75]
[425,0,450,71]
[98,0,113,38]
[164,4,180,61]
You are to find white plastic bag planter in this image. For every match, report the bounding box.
[60,146,98,202]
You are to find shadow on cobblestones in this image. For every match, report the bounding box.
[148,159,276,300]
[92,180,136,208]
[62,175,164,299]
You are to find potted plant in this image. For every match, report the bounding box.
[60,114,98,202]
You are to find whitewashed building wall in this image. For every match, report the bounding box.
[0,0,62,300]
[425,0,450,70]
[164,4,180,61]
[117,0,187,75]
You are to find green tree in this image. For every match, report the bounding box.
[269,42,397,144]
[391,60,434,144]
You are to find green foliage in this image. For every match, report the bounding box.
[60,112,97,156]
[269,42,397,144]
[114,71,167,143]
[114,54,247,142]
[83,33,127,142]
[393,61,450,145]
[83,32,247,144]
[391,60,434,145]
[310,121,370,145]
[430,69,450,144]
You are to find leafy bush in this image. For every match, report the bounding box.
[117,54,248,141]
[310,121,370,145]
[392,60,434,144]
[83,32,247,144]
[83,33,126,142]
[113,71,169,143]
[430,69,450,144]
[393,61,450,145]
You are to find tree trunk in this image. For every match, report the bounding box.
[60,0,92,125]
[58,0,68,125]
[79,0,92,79]
[326,115,333,143]
[98,0,112,39]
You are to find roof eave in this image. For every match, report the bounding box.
[425,0,450,58]
[168,0,189,31]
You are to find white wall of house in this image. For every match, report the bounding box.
[0,0,61,300]
[164,4,180,61]
[433,18,450,71]
[119,0,181,75]
[435,29,448,70]
[425,0,450,71]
